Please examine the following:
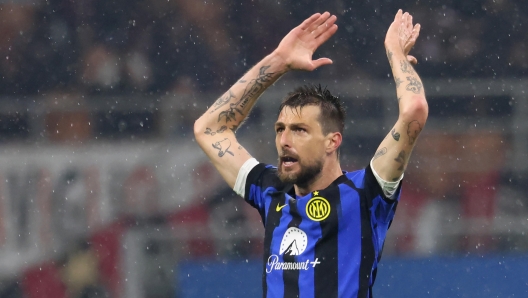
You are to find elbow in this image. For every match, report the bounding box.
[400,95,428,124]
[193,117,206,141]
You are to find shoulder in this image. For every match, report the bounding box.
[247,163,284,188]
[343,167,368,187]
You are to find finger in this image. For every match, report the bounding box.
[394,9,403,23]
[404,24,420,53]
[407,15,413,32]
[407,55,418,65]
[308,11,331,32]
[311,57,333,70]
[315,24,338,47]
[412,23,421,41]
[299,13,322,30]
[312,15,337,38]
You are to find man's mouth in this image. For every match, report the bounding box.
[281,156,299,167]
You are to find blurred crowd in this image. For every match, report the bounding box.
[1,0,527,97]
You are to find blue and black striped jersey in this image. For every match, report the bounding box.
[244,163,401,298]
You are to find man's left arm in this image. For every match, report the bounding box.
[371,9,429,183]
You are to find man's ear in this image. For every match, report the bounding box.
[326,132,342,154]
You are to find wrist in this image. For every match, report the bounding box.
[267,51,291,73]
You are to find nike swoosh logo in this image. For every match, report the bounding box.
[276,203,287,212]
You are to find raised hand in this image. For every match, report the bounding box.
[273,12,338,71]
[385,10,421,64]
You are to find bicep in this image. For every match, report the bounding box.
[371,117,424,182]
[196,133,252,189]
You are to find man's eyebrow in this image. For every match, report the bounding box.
[274,122,309,129]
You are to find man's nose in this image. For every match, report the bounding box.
[279,129,291,148]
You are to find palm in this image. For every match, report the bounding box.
[385,10,421,64]
[274,12,338,71]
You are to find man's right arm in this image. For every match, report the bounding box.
[194,12,338,189]
[193,53,288,189]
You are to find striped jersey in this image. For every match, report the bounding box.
[244,163,401,298]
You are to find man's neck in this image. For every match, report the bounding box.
[294,159,343,197]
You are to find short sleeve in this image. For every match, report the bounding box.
[243,163,282,214]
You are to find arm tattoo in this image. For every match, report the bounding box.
[373,147,387,160]
[394,150,406,171]
[407,120,422,145]
[405,76,423,94]
[400,60,415,74]
[230,125,238,133]
[391,129,400,141]
[204,126,228,136]
[218,65,276,123]
[210,90,236,114]
[387,50,394,68]
[395,77,403,88]
[212,138,234,157]
[397,96,402,103]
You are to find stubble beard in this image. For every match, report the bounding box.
[277,158,323,188]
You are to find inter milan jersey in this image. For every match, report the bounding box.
[244,163,401,298]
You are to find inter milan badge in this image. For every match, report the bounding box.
[306,194,331,222]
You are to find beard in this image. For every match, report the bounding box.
[277,156,323,187]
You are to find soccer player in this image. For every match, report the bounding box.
[194,10,427,298]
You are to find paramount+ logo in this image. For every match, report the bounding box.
[306,196,330,221]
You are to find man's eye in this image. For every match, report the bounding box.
[276,128,284,133]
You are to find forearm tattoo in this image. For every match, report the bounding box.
[212,138,234,157]
[395,77,403,88]
[373,147,387,160]
[407,120,422,145]
[405,76,423,94]
[394,150,406,171]
[400,60,415,74]
[218,65,277,123]
[210,90,236,114]
[391,129,400,141]
[387,50,394,68]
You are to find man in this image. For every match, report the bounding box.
[194,10,428,298]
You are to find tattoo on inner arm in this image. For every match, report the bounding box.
[373,147,387,160]
[394,150,406,171]
[395,77,403,88]
[210,90,236,114]
[397,96,402,103]
[407,120,422,145]
[387,50,394,68]
[400,60,415,74]
[212,138,234,157]
[391,129,400,141]
[218,65,276,123]
[405,76,423,94]
[204,126,228,136]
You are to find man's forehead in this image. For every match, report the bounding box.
[277,105,320,121]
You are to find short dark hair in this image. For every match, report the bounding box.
[278,84,345,135]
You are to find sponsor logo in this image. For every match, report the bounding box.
[276,202,287,212]
[306,196,331,221]
[266,255,320,273]
[266,227,321,273]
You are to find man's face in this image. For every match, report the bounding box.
[275,105,327,186]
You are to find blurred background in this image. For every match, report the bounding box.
[0,0,527,297]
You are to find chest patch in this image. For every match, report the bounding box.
[306,196,331,221]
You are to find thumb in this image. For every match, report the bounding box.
[407,55,418,65]
[311,57,333,70]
